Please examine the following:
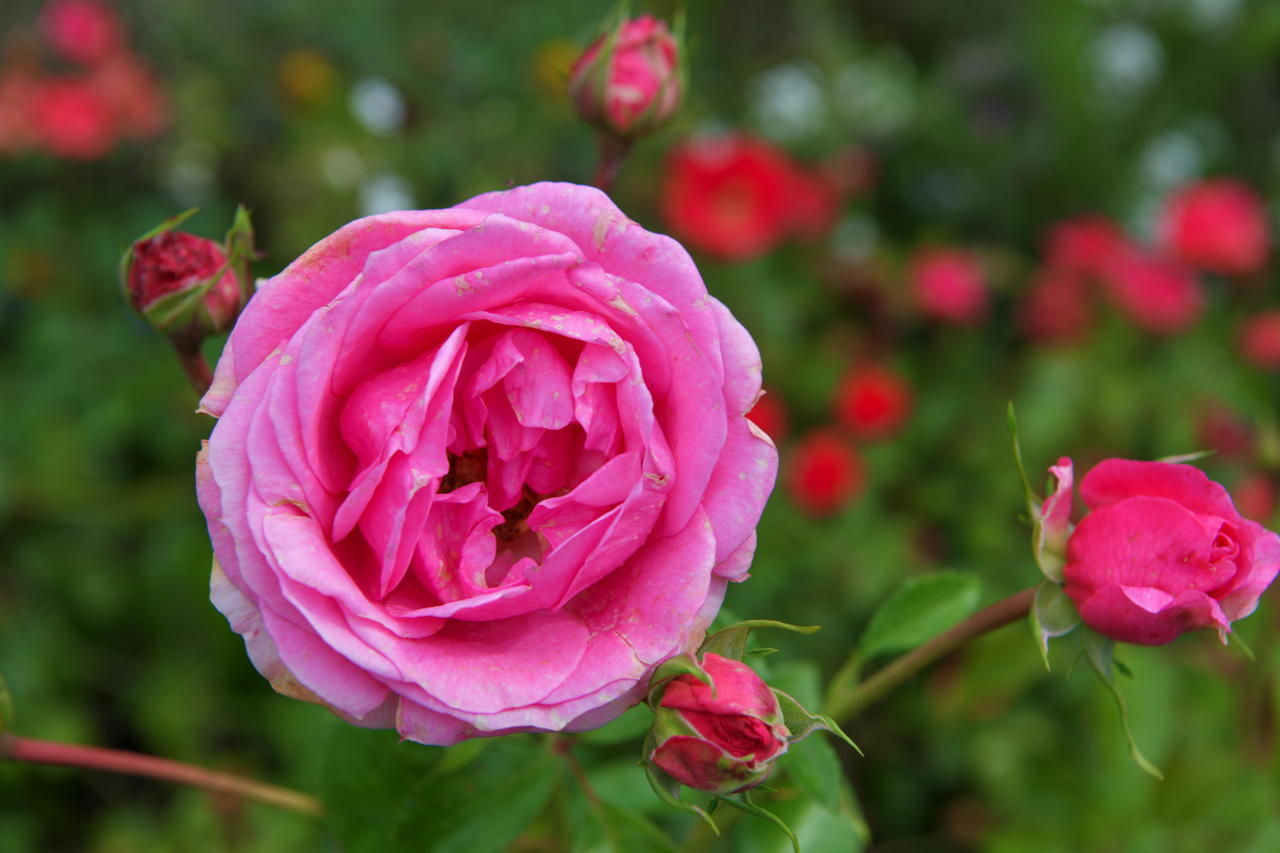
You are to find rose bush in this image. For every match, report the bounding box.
[1063,459,1280,645]
[196,182,778,745]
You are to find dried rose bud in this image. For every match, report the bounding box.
[567,14,682,140]
[650,653,789,794]
[121,215,248,350]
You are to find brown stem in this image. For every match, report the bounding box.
[1,734,322,817]
[826,586,1037,723]
[591,133,633,193]
[173,342,213,397]
[553,736,600,808]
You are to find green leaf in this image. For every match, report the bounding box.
[857,572,981,661]
[321,726,559,853]
[719,792,799,853]
[569,788,678,853]
[699,620,819,662]
[784,735,843,812]
[1028,580,1081,670]
[0,672,12,732]
[1083,632,1164,781]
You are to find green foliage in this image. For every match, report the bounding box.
[857,572,982,661]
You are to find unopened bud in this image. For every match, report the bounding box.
[567,13,682,141]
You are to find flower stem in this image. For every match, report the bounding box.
[826,586,1037,723]
[173,342,213,397]
[592,133,633,193]
[1,733,323,817]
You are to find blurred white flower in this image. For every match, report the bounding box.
[833,51,915,137]
[320,146,366,190]
[350,77,407,135]
[748,61,826,142]
[1093,23,1163,100]
[358,172,415,216]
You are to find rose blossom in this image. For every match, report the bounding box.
[1062,459,1280,645]
[1238,310,1280,369]
[197,183,778,744]
[1160,179,1269,277]
[1018,267,1094,344]
[567,14,681,140]
[650,653,789,794]
[1101,248,1203,335]
[1044,216,1128,278]
[833,364,912,440]
[40,0,124,67]
[908,248,987,325]
[787,430,863,515]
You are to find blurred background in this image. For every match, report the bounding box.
[4,0,1280,850]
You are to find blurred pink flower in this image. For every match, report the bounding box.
[909,248,987,325]
[1018,267,1094,344]
[1044,215,1128,277]
[1161,178,1269,277]
[1238,310,1280,369]
[41,0,124,66]
[1101,249,1203,334]
[30,76,115,159]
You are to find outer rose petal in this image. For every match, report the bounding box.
[1073,585,1229,646]
[1079,459,1239,520]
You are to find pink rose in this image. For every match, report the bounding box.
[650,653,789,794]
[196,183,778,745]
[1160,179,1269,277]
[908,248,987,326]
[40,0,124,67]
[1238,310,1280,369]
[567,14,681,140]
[1101,248,1203,334]
[1044,216,1128,278]
[1063,459,1280,645]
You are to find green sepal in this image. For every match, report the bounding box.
[1031,516,1067,584]
[640,729,719,835]
[1007,402,1041,520]
[118,208,199,300]
[223,204,257,303]
[1083,632,1163,780]
[1028,580,1081,670]
[698,620,819,662]
[717,791,798,853]
[646,653,710,707]
[1228,631,1256,661]
[1156,449,1216,465]
[773,688,862,757]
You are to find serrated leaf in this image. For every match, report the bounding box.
[1029,581,1081,670]
[857,572,981,661]
[699,620,819,662]
[719,792,799,853]
[1082,633,1163,780]
[641,730,719,833]
[321,727,559,853]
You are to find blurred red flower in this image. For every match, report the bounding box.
[746,390,788,443]
[909,248,987,325]
[661,134,839,261]
[1238,310,1280,369]
[1018,267,1094,344]
[1044,216,1128,277]
[0,68,42,154]
[834,364,912,440]
[30,76,115,159]
[1101,249,1203,334]
[88,53,168,139]
[787,430,864,515]
[1160,178,1269,276]
[1234,472,1276,523]
[41,0,124,66]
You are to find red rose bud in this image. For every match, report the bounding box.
[1044,216,1128,278]
[834,364,912,440]
[909,248,987,326]
[787,429,864,515]
[121,210,252,350]
[650,653,789,794]
[1238,310,1280,370]
[1063,459,1280,645]
[1160,178,1269,277]
[1101,248,1203,335]
[567,14,682,140]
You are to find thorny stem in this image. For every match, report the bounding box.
[826,586,1037,723]
[1,734,323,817]
[173,342,213,397]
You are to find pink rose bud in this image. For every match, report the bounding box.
[909,248,988,326]
[1063,459,1280,645]
[650,653,790,794]
[1160,178,1270,277]
[122,228,242,349]
[567,14,682,140]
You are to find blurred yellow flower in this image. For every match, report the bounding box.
[277,48,336,108]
